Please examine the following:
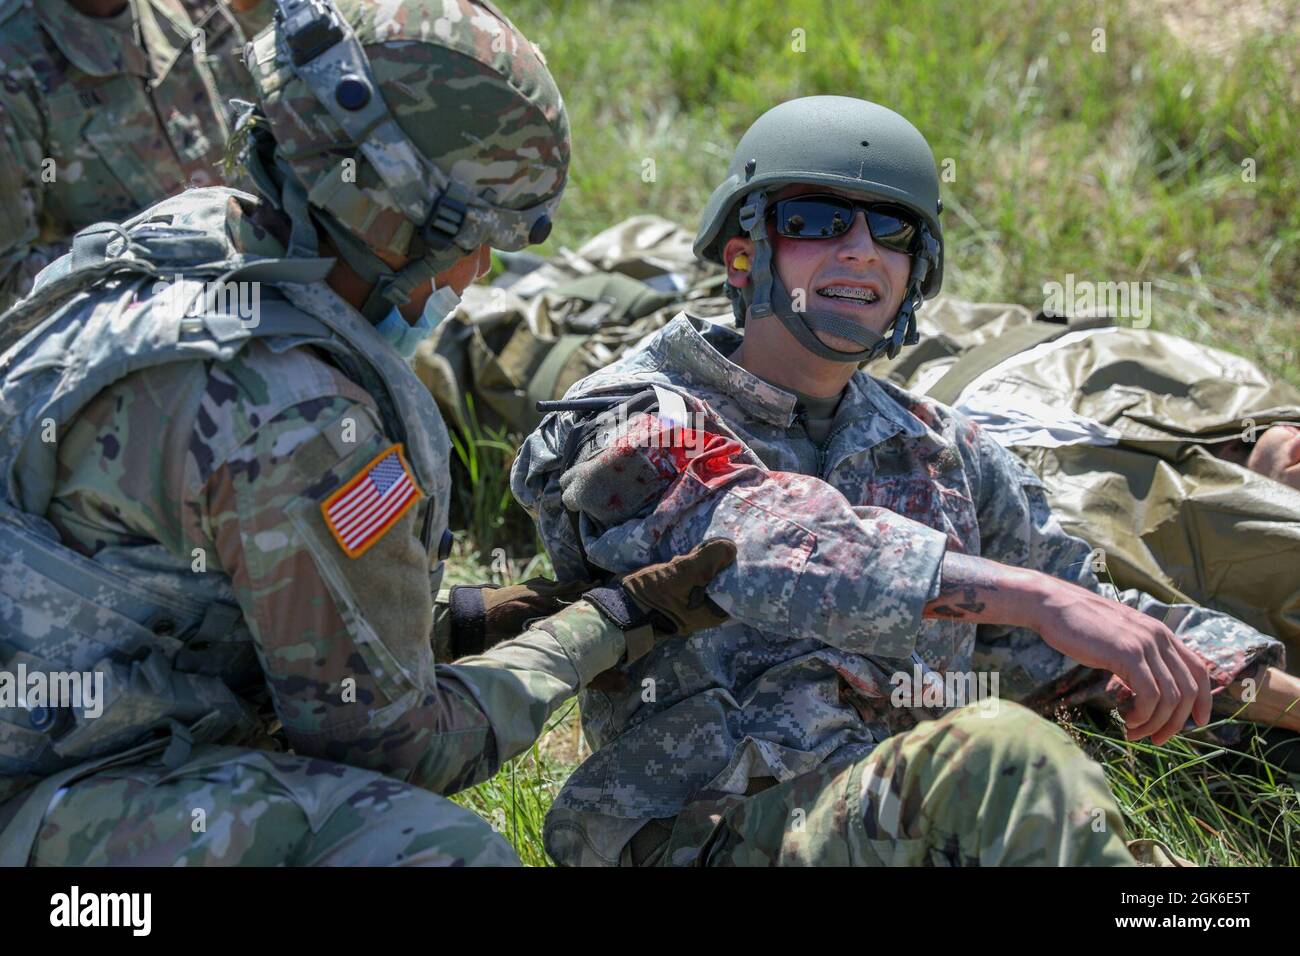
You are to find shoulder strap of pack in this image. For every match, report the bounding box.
[511,273,679,427]
[1,219,334,362]
[548,273,678,326]
[524,335,589,419]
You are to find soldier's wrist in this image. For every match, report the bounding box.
[581,585,670,662]
[1017,568,1067,632]
[448,585,491,658]
[533,599,634,686]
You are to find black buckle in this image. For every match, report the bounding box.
[419,191,468,250]
[279,0,344,67]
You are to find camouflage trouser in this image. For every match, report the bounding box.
[640,701,1135,866]
[7,745,517,867]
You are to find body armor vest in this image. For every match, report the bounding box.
[0,187,452,806]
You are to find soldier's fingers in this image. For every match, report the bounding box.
[555,578,597,599]
[1125,645,1178,741]
[1119,651,1161,736]
[516,576,590,598]
[1174,640,1214,726]
[685,537,738,581]
[1151,641,1196,745]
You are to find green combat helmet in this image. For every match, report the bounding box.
[236,0,570,322]
[694,95,944,363]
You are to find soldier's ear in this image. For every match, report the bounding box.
[722,237,755,288]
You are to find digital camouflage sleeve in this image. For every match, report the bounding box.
[48,340,626,796]
[534,401,949,661]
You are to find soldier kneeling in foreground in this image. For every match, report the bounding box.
[0,0,736,866]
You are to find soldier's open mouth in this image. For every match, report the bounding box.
[817,285,880,305]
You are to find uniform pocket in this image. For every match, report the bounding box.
[278,417,435,712]
[283,490,433,706]
[670,487,815,635]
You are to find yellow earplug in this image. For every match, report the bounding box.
[732,254,750,272]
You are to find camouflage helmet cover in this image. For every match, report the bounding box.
[240,0,569,313]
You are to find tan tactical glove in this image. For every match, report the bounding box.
[582,538,737,691]
[448,538,737,663]
[616,538,737,636]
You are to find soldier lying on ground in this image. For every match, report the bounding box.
[0,0,737,867]
[0,0,271,311]
[511,96,1291,867]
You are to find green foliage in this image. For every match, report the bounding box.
[445,394,539,564]
[507,0,1299,387]
[451,704,580,867]
[1065,710,1300,866]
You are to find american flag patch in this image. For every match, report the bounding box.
[321,444,422,558]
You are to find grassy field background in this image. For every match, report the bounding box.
[447,0,1300,865]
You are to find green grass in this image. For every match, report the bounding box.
[450,702,579,867]
[514,0,1299,388]
[446,0,1300,865]
[445,394,542,568]
[1067,709,1300,866]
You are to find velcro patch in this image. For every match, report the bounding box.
[321,444,422,558]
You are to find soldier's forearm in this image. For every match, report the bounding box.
[1225,667,1300,733]
[922,551,1051,629]
[427,600,627,791]
[296,603,615,798]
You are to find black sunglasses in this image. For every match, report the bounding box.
[768,194,921,254]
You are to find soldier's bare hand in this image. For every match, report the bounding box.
[1025,576,1213,744]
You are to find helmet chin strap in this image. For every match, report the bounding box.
[297,191,468,324]
[237,108,464,325]
[735,188,931,364]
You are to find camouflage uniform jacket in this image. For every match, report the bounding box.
[0,186,628,812]
[512,312,1285,866]
[0,0,266,311]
